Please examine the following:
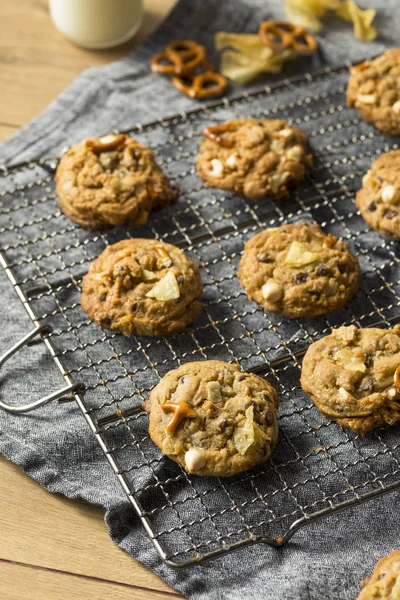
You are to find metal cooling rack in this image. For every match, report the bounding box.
[2,62,400,569]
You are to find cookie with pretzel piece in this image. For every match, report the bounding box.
[56,134,178,230]
[145,360,279,476]
[301,324,400,435]
[81,239,203,337]
[196,117,311,200]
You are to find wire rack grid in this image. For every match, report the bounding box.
[2,63,400,569]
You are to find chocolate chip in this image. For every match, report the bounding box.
[359,377,375,393]
[367,201,377,212]
[317,266,330,277]
[179,376,186,384]
[338,262,348,274]
[237,374,247,381]
[176,275,184,285]
[132,302,138,311]
[263,408,274,425]
[256,252,273,263]
[364,355,373,368]
[99,293,107,302]
[244,401,253,409]
[102,316,112,327]
[219,418,228,432]
[293,272,308,284]
[386,210,398,220]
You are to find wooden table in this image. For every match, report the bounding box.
[0,1,183,598]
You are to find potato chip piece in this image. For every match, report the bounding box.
[216,32,294,84]
[233,406,255,456]
[285,0,339,31]
[335,1,377,42]
[146,271,180,301]
[284,241,319,266]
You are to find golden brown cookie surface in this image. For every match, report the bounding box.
[56,134,178,230]
[237,222,360,319]
[301,325,400,435]
[357,550,400,599]
[347,49,400,136]
[196,118,310,201]
[81,239,203,337]
[145,360,279,477]
[356,150,400,238]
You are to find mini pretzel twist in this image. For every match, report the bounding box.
[259,21,318,56]
[150,40,206,76]
[86,134,126,153]
[394,364,400,390]
[202,123,236,148]
[172,70,228,99]
[160,401,197,434]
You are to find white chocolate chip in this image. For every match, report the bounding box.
[388,388,400,399]
[185,448,206,472]
[356,94,376,105]
[286,145,304,162]
[209,158,224,177]
[261,279,283,302]
[338,386,353,400]
[270,139,284,155]
[278,128,293,138]
[381,185,400,205]
[226,154,238,168]
[393,100,400,114]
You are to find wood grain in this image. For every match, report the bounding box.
[0,1,184,598]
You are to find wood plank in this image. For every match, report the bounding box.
[0,457,181,595]
[0,0,177,129]
[0,561,182,600]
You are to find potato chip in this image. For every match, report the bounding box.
[285,0,377,41]
[233,405,255,456]
[216,32,293,84]
[335,1,377,41]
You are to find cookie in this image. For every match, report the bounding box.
[347,49,400,136]
[145,360,279,477]
[357,550,400,599]
[237,222,360,319]
[81,239,203,337]
[356,150,400,238]
[56,134,178,230]
[196,118,310,201]
[301,324,400,436]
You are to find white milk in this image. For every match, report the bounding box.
[49,0,144,49]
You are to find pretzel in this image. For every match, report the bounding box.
[150,40,206,76]
[86,134,125,153]
[259,21,318,56]
[172,70,228,99]
[202,122,236,148]
[160,401,197,434]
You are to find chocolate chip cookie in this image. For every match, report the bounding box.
[196,118,311,201]
[237,222,360,319]
[56,134,178,230]
[347,49,400,136]
[81,239,203,337]
[301,324,400,435]
[356,150,400,238]
[357,550,400,600]
[144,360,279,477]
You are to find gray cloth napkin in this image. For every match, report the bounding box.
[2,1,400,599]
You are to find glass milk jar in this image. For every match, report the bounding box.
[49,0,144,49]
